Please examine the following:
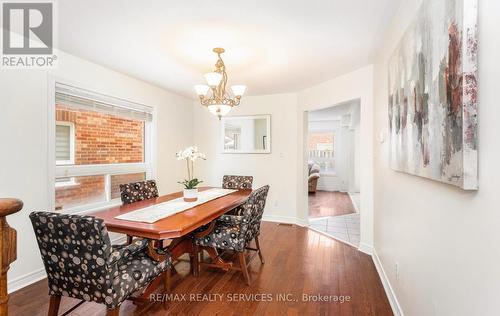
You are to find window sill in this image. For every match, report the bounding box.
[57,199,122,215]
[320,172,337,177]
[55,181,79,189]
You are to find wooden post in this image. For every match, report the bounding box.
[0,199,23,316]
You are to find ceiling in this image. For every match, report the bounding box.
[58,0,400,98]
[308,101,359,122]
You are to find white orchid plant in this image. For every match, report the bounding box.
[176,146,206,190]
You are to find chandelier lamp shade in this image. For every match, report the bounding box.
[193,48,246,119]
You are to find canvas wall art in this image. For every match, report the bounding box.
[388,0,478,190]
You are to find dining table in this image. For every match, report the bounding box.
[92,186,252,300]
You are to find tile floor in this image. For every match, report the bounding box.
[309,213,360,247]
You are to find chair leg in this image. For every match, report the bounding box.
[238,252,251,286]
[163,269,171,310]
[192,243,199,277]
[164,269,172,293]
[255,236,265,264]
[48,295,61,316]
[126,235,133,245]
[106,307,120,316]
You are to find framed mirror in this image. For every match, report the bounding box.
[221,115,271,154]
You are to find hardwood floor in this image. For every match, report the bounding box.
[308,191,356,218]
[9,222,392,316]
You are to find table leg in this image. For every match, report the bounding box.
[194,222,234,272]
[199,246,233,271]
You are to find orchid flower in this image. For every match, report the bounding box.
[176,146,206,188]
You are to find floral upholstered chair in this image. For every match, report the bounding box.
[119,180,159,244]
[222,175,253,190]
[30,211,172,316]
[195,185,269,285]
[119,180,159,204]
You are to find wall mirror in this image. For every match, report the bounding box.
[221,115,271,153]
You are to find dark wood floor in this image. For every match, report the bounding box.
[9,222,392,316]
[308,191,356,218]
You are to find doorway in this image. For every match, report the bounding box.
[307,102,361,247]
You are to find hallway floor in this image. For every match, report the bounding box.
[308,191,360,247]
[308,191,356,217]
[310,213,360,247]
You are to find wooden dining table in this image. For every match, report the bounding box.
[93,187,252,275]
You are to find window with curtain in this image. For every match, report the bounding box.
[53,83,153,213]
[308,131,335,174]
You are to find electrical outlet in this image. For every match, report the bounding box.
[274,200,278,207]
[395,262,400,281]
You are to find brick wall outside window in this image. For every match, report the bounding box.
[308,133,334,150]
[56,175,106,210]
[55,105,145,210]
[56,105,144,164]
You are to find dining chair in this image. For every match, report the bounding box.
[119,179,159,204]
[119,179,159,244]
[222,175,254,189]
[194,185,269,285]
[30,211,172,316]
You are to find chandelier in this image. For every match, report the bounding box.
[193,48,246,119]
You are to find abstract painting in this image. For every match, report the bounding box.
[388,0,478,190]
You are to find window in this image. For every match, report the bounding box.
[52,83,154,213]
[55,177,77,188]
[55,121,74,165]
[308,131,335,174]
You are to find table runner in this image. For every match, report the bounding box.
[114,188,237,223]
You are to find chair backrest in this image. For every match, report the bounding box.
[239,185,269,241]
[309,163,320,175]
[222,175,253,189]
[29,211,113,301]
[119,180,159,204]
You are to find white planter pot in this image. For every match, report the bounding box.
[183,188,198,202]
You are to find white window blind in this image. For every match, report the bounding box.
[55,121,74,165]
[55,124,71,161]
[55,83,153,121]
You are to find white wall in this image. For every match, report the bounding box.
[0,50,194,292]
[373,1,500,315]
[193,93,300,223]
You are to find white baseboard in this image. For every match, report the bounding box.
[8,234,127,294]
[111,235,127,245]
[358,242,373,255]
[8,267,47,294]
[372,249,404,316]
[262,215,308,227]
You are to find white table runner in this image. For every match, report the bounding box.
[114,188,237,223]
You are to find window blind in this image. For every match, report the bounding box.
[55,124,71,161]
[55,83,153,122]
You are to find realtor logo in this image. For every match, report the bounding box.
[1,1,57,68]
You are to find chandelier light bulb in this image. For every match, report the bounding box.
[208,104,232,117]
[231,85,246,97]
[204,72,223,87]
